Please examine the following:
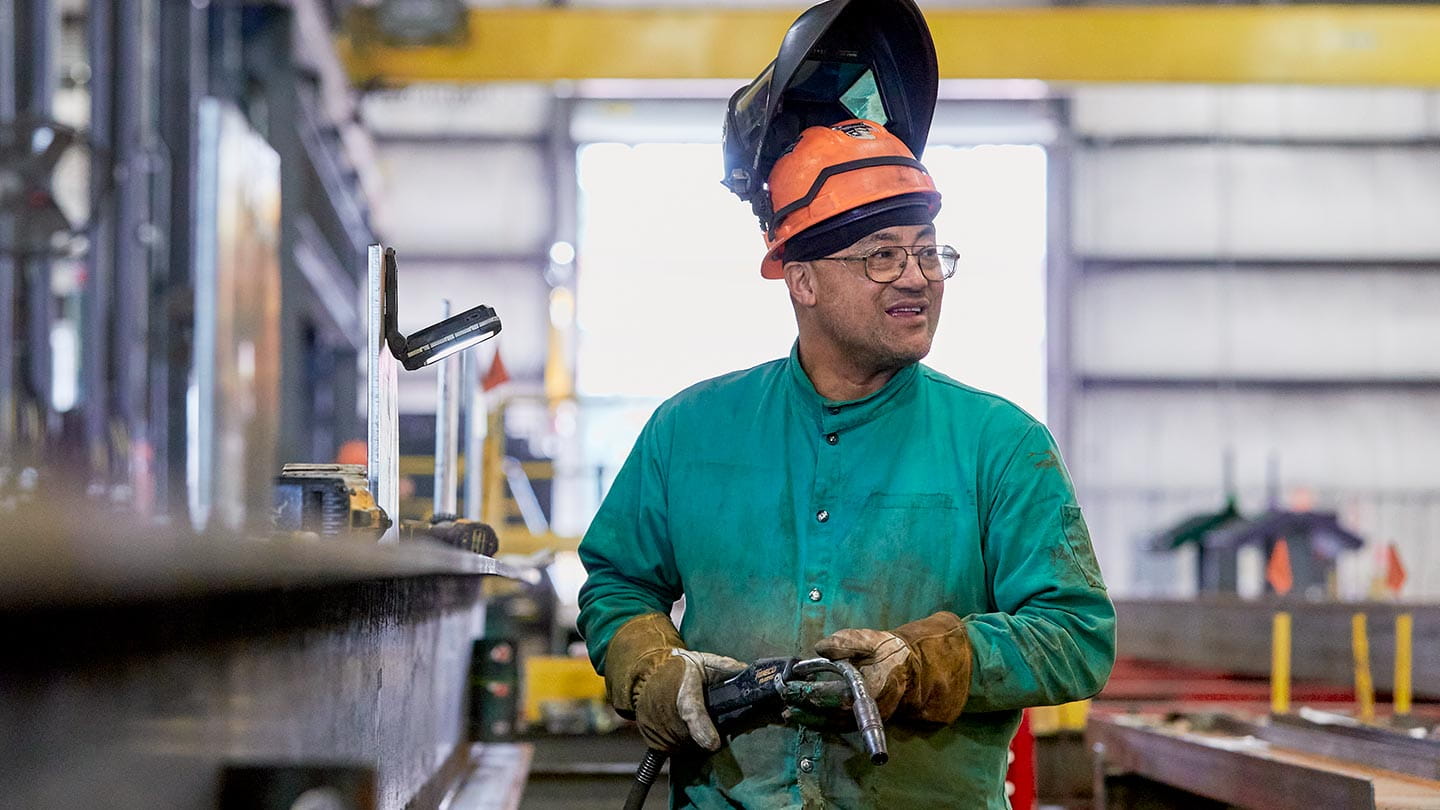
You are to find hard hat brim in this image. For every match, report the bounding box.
[761,190,941,279]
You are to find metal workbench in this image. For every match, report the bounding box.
[1088,711,1440,810]
[0,502,522,810]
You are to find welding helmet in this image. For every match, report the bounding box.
[758,119,940,279]
[721,0,938,225]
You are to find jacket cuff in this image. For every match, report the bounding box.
[893,610,973,724]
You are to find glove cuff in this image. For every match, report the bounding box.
[603,612,684,716]
[892,610,972,724]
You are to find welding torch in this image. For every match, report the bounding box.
[623,656,887,810]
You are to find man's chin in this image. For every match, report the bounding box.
[875,340,932,369]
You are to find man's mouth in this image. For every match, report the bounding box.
[885,304,927,318]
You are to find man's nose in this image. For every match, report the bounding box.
[890,252,929,289]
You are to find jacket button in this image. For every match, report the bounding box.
[827,406,841,415]
[808,588,822,602]
[816,509,829,523]
[825,432,838,445]
[799,757,815,773]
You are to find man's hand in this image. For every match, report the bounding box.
[602,612,745,752]
[636,649,746,751]
[814,611,973,724]
[813,629,912,718]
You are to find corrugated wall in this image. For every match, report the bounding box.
[1063,85,1440,599]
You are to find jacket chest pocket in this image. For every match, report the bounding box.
[828,492,976,632]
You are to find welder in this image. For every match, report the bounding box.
[577,0,1116,806]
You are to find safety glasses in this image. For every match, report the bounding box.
[819,244,958,283]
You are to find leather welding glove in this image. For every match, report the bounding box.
[814,610,973,725]
[603,612,746,751]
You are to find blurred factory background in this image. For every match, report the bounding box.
[3,1,1440,809]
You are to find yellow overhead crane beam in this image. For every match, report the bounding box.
[340,5,1440,86]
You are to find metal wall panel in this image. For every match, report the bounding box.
[1075,144,1440,258]
[1073,85,1439,140]
[376,142,549,255]
[1075,388,1440,491]
[1075,269,1440,378]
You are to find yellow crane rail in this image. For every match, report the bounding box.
[340,5,1440,86]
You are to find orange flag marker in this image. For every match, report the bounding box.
[482,345,511,392]
[1267,538,1294,596]
[1384,543,1408,596]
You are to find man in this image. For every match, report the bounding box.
[578,119,1115,808]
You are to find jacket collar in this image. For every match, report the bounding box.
[786,341,920,432]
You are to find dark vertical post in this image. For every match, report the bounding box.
[16,0,57,452]
[111,0,157,510]
[0,0,17,467]
[83,0,116,490]
[154,0,206,518]
[246,6,309,465]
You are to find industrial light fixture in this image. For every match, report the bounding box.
[383,247,501,371]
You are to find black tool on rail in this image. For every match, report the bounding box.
[623,656,887,810]
[382,247,502,371]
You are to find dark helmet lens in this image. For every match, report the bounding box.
[788,61,887,126]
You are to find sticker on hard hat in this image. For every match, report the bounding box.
[834,122,877,140]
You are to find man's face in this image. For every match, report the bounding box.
[799,222,945,371]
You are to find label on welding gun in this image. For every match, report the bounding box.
[707,657,794,730]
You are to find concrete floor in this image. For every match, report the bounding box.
[518,731,669,810]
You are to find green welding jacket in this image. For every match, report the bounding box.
[578,345,1116,809]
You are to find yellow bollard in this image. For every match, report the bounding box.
[1352,612,1375,723]
[1395,613,1413,718]
[1272,612,1292,715]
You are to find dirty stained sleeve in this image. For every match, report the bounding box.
[577,415,684,674]
[961,422,1117,713]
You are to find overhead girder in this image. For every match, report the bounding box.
[340,5,1440,86]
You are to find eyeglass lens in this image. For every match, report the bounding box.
[867,246,958,282]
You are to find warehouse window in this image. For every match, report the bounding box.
[576,141,1048,419]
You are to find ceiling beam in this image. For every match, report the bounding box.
[340,5,1440,86]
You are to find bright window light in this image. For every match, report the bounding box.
[926,144,1048,420]
[576,142,794,399]
[576,141,1047,420]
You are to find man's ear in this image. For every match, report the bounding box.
[784,260,817,308]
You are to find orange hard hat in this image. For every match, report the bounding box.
[759,119,941,279]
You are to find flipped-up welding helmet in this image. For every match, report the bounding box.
[721,0,937,227]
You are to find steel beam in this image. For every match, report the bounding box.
[112,0,158,510]
[82,0,115,489]
[1089,715,1378,810]
[155,0,205,517]
[1114,599,1440,700]
[341,6,1440,85]
[16,0,55,454]
[0,0,17,466]
[1255,714,1440,783]
[0,504,514,810]
[1045,99,1075,451]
